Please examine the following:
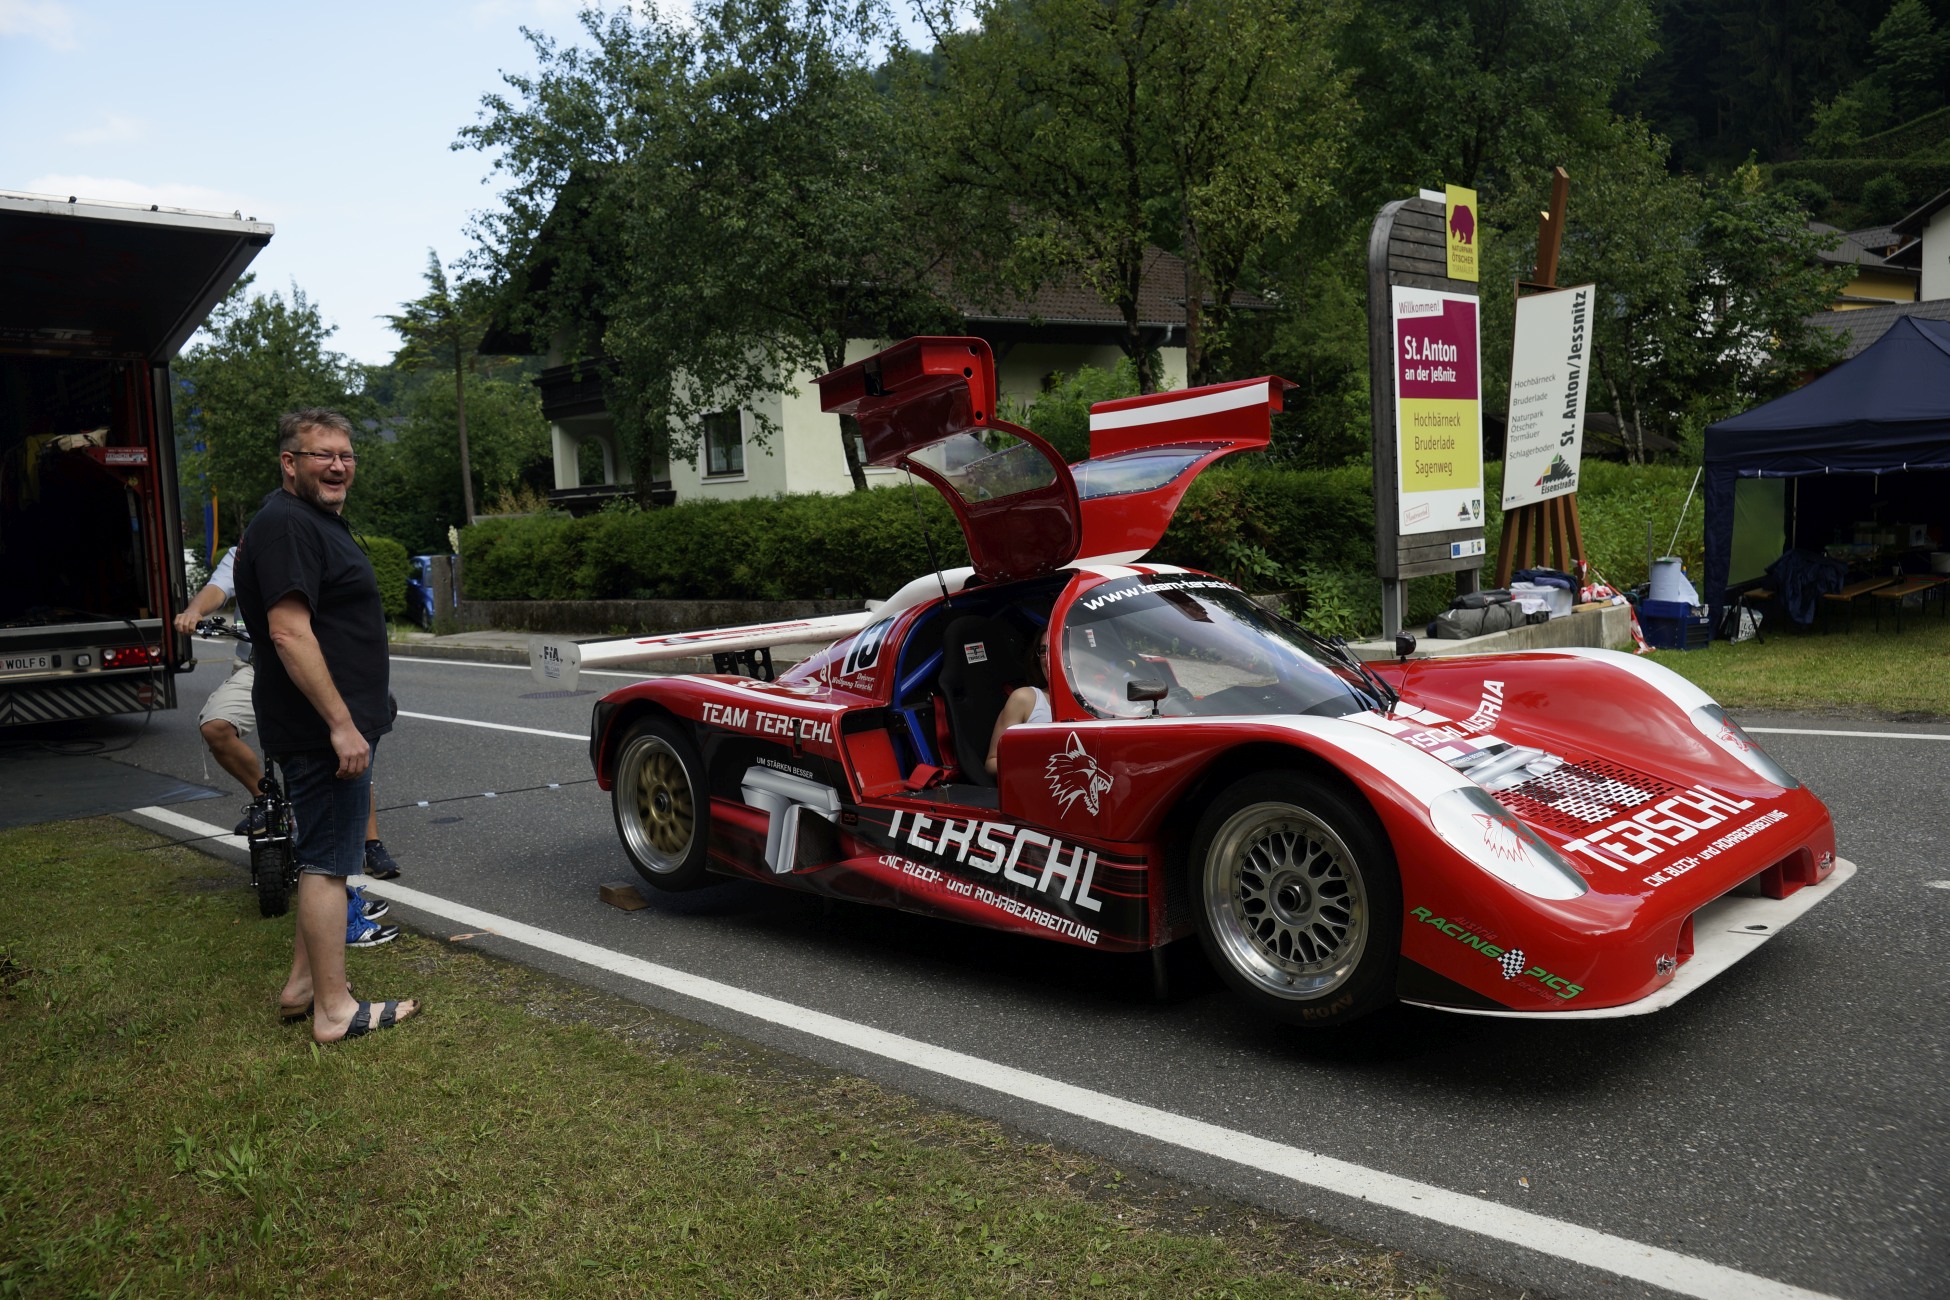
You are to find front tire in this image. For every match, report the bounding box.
[612,716,711,891]
[252,842,290,918]
[1189,772,1400,1027]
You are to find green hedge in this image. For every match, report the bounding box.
[458,462,1708,632]
[361,534,410,623]
[1855,105,1950,160]
[461,488,970,602]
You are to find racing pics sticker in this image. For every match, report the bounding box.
[1410,906,1584,1000]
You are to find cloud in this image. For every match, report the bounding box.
[22,174,273,222]
[63,112,148,147]
[0,0,78,49]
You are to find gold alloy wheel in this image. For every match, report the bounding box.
[618,733,696,872]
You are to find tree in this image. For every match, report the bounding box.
[463,0,955,494]
[383,250,500,524]
[174,277,365,544]
[919,0,1351,390]
[356,371,551,552]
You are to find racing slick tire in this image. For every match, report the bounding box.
[1189,772,1400,1027]
[613,716,711,891]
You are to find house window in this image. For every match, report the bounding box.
[704,410,744,477]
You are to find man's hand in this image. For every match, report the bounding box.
[329,719,371,779]
[175,583,229,635]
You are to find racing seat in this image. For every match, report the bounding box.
[937,614,1025,787]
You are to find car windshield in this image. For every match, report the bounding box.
[1060,575,1373,719]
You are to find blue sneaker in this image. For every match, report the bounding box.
[346,912,399,948]
[347,884,388,921]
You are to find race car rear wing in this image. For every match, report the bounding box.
[526,567,978,690]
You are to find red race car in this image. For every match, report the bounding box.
[557,336,1853,1028]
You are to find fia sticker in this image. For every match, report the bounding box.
[964,641,988,664]
[1084,628,1097,648]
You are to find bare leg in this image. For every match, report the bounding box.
[201,719,264,795]
[366,787,378,842]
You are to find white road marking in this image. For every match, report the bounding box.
[1745,726,1950,740]
[1927,881,1950,891]
[133,804,248,850]
[395,710,584,741]
[135,803,1840,1300]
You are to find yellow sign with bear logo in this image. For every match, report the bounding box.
[1445,184,1479,283]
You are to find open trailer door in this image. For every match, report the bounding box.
[0,191,271,725]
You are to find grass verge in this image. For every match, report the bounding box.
[1642,616,1950,719]
[0,818,1470,1300]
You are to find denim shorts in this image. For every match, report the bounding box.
[274,740,377,878]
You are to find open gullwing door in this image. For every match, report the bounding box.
[817,336,1082,584]
[1073,376,1294,565]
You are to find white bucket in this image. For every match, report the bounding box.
[1648,557,1699,606]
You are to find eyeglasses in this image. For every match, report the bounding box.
[288,450,357,465]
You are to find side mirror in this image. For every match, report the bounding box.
[1395,633,1417,662]
[1127,678,1169,716]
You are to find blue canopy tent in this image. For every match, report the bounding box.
[1703,316,1950,629]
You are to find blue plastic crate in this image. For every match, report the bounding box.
[1639,599,1711,650]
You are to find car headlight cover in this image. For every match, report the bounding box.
[1689,704,1799,789]
[1429,787,1588,900]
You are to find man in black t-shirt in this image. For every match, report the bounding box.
[235,409,419,1044]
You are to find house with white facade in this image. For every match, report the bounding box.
[1806,187,1950,359]
[483,248,1215,512]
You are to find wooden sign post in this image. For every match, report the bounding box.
[1495,167,1588,586]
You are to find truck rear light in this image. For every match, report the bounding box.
[102,645,162,669]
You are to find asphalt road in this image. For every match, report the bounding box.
[45,648,1950,1300]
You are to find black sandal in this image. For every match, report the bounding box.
[340,999,416,1040]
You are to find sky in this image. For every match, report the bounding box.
[0,0,602,366]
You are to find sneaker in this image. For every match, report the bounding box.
[346,915,400,948]
[348,884,389,922]
[364,839,401,880]
[233,805,268,837]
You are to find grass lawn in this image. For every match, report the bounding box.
[1641,616,1950,720]
[0,819,1462,1300]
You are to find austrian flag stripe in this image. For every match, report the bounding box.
[1089,381,1271,431]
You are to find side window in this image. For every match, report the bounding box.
[704,410,745,478]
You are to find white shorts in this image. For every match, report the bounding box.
[197,660,256,738]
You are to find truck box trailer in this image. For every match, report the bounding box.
[0,190,270,725]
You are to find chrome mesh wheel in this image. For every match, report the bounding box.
[1201,801,1368,1002]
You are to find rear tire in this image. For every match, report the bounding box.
[252,842,291,918]
[612,716,711,891]
[1189,772,1400,1027]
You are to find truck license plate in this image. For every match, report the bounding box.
[2,654,52,673]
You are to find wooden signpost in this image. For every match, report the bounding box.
[1494,167,1588,587]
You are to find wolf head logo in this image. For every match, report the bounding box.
[1046,732,1112,817]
